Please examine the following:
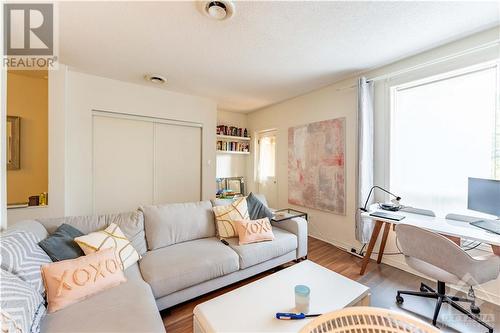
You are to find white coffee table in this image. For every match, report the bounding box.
[193,260,370,333]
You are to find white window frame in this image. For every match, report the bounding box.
[386,60,499,253]
[389,60,500,191]
[375,59,500,203]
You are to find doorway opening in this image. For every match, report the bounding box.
[256,130,277,208]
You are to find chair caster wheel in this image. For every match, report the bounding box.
[470,304,480,314]
[396,295,404,304]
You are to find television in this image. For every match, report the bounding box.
[468,177,500,218]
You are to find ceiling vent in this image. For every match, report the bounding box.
[144,74,166,85]
[201,1,235,21]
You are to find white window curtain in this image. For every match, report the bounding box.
[258,136,276,183]
[355,77,375,243]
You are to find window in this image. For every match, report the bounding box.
[390,64,499,218]
[257,135,276,182]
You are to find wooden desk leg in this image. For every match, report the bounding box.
[492,245,500,256]
[377,222,391,264]
[360,220,383,275]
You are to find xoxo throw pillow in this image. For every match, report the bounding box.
[235,218,275,245]
[41,248,126,313]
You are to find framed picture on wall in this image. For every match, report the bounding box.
[7,116,20,170]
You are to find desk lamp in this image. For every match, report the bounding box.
[360,186,402,212]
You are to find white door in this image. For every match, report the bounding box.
[93,115,154,214]
[154,122,201,204]
[93,113,202,214]
[256,131,278,208]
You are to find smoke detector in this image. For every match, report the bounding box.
[201,1,235,21]
[144,74,167,85]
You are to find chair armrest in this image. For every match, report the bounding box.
[272,217,308,259]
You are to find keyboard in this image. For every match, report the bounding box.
[369,212,405,221]
[470,220,500,235]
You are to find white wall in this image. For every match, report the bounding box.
[216,110,249,180]
[247,84,358,249]
[7,66,217,223]
[65,69,217,216]
[247,27,500,304]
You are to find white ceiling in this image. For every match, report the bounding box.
[59,1,499,112]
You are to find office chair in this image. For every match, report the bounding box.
[395,224,500,333]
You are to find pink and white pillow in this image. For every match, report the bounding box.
[234,218,275,245]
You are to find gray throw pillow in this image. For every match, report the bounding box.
[246,192,274,220]
[0,231,52,296]
[0,269,46,333]
[38,223,85,262]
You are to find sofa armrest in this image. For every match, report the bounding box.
[272,217,308,259]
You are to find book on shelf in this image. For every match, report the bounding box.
[216,125,249,138]
[216,140,249,153]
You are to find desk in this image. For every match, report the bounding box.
[359,210,500,275]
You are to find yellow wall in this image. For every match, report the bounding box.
[7,71,48,205]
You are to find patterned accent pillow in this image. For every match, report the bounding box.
[0,231,52,296]
[235,218,275,245]
[74,223,140,270]
[0,269,46,333]
[41,248,126,313]
[212,197,250,239]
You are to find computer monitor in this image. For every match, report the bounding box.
[468,177,500,218]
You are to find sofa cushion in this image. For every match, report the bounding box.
[42,248,127,313]
[139,238,239,298]
[6,220,48,240]
[75,223,141,270]
[38,224,85,262]
[246,192,273,220]
[253,193,269,207]
[226,227,297,269]
[140,201,215,250]
[40,264,165,333]
[37,211,147,256]
[235,218,275,245]
[1,269,46,333]
[212,197,250,239]
[0,230,52,295]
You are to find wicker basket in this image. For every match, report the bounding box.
[299,307,439,333]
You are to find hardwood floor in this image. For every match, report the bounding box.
[162,237,499,333]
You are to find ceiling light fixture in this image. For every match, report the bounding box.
[202,1,234,21]
[144,74,166,85]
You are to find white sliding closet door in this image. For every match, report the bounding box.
[93,115,154,214]
[154,123,201,204]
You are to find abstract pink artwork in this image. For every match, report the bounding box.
[288,118,345,215]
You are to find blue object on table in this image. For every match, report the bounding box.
[275,312,321,320]
[294,285,310,296]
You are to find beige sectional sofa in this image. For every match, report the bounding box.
[9,198,308,332]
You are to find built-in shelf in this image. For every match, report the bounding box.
[7,204,48,210]
[217,150,250,155]
[217,134,251,141]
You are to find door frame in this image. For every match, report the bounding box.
[255,129,278,206]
